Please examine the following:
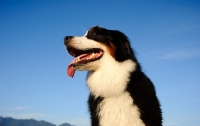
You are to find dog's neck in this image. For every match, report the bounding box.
[86,56,136,98]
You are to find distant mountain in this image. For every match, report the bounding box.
[0,117,74,126]
[59,123,75,126]
[0,116,55,126]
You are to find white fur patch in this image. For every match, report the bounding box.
[84,31,88,36]
[70,36,101,50]
[98,92,145,126]
[86,54,136,97]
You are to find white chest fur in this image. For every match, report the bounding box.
[87,56,136,98]
[98,92,145,126]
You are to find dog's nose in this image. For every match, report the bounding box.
[64,36,73,46]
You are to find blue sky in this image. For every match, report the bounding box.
[0,0,200,126]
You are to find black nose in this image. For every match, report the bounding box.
[64,36,73,46]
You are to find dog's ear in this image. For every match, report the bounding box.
[115,31,132,55]
[124,41,131,54]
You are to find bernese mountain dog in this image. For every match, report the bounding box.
[64,26,162,126]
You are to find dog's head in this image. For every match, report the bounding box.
[64,26,135,77]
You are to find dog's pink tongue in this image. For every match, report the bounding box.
[67,54,90,78]
[67,64,75,78]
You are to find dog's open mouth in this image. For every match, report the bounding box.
[67,47,103,78]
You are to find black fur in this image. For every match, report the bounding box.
[127,69,162,126]
[88,95,103,126]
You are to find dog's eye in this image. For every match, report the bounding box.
[87,31,98,38]
[92,32,97,36]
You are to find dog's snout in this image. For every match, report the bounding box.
[64,36,73,45]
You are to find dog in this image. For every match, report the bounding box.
[64,26,162,126]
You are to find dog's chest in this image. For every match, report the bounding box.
[97,92,145,126]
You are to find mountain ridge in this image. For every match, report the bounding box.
[0,116,74,126]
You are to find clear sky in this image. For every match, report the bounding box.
[0,0,200,126]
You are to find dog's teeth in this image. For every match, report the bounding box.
[92,53,95,55]
[77,57,80,61]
